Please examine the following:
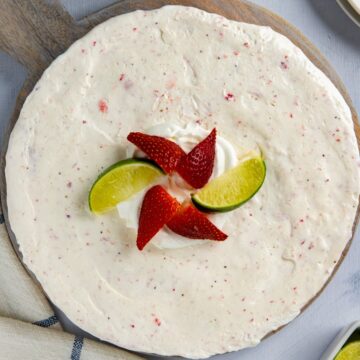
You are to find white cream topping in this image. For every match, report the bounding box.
[140,122,238,176]
[118,123,236,249]
[5,5,360,359]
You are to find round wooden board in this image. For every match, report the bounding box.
[0,0,359,351]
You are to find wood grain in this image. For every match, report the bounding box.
[0,0,359,349]
[0,0,86,75]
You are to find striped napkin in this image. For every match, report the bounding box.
[0,200,144,360]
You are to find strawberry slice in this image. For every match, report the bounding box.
[176,129,216,188]
[127,132,185,173]
[137,185,180,250]
[167,203,228,241]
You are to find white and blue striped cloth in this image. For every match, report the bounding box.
[0,204,143,360]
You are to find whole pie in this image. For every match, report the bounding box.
[5,5,360,358]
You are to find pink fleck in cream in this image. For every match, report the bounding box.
[98,99,108,113]
[224,92,235,101]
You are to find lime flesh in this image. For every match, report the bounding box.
[89,159,163,213]
[335,341,360,360]
[192,157,266,212]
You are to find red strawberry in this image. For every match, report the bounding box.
[167,204,228,241]
[176,129,216,188]
[137,185,180,250]
[127,132,185,173]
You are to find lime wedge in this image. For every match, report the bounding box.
[192,157,266,212]
[89,159,163,213]
[335,341,360,360]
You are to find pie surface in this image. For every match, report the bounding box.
[5,6,360,358]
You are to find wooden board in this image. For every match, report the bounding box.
[0,0,359,347]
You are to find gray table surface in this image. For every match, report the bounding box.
[1,1,359,359]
